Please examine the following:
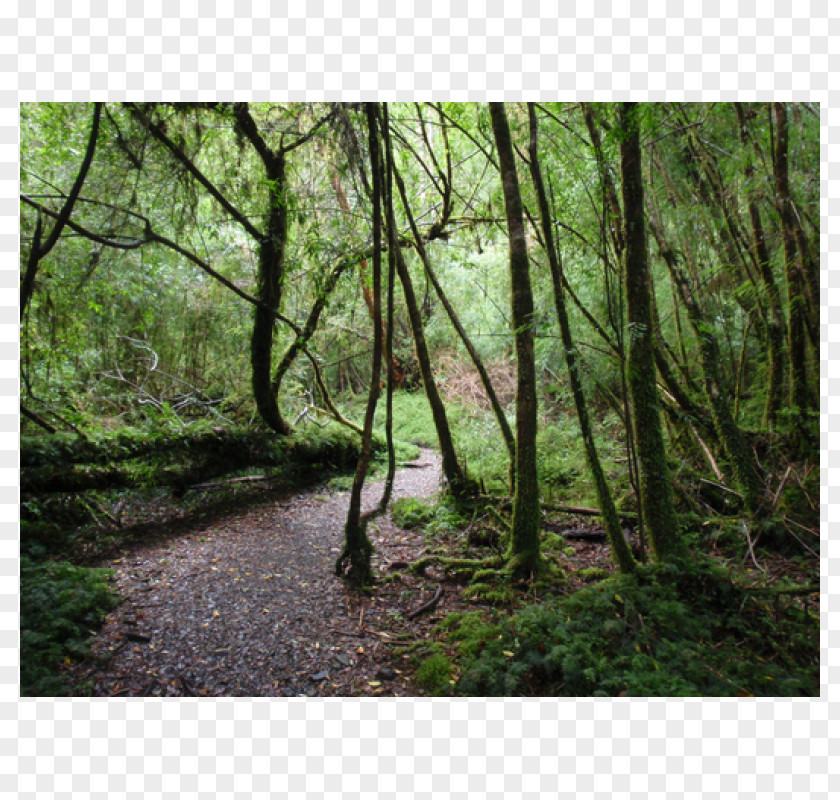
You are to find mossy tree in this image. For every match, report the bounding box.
[335,103,384,586]
[489,102,543,580]
[618,102,682,561]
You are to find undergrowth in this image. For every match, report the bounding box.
[416,558,817,697]
[20,556,122,696]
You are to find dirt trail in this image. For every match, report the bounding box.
[77,449,447,697]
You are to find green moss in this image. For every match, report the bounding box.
[445,558,817,697]
[414,653,454,695]
[576,566,610,582]
[391,497,436,529]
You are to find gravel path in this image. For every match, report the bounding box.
[76,449,448,697]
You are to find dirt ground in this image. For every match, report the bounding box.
[69,449,484,696]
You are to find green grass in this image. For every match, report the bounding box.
[366,389,631,503]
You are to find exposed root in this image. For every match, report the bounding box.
[406,554,504,579]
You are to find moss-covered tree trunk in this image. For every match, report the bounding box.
[489,102,542,580]
[772,102,815,437]
[229,103,293,435]
[528,104,635,574]
[376,102,398,512]
[335,104,384,586]
[250,154,292,435]
[618,102,681,562]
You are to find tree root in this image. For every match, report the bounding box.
[406,554,504,578]
[405,585,444,619]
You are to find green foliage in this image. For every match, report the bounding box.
[21,422,369,561]
[576,566,610,582]
[446,559,817,696]
[20,557,122,696]
[391,497,436,529]
[373,391,443,448]
[391,495,467,540]
[414,652,454,695]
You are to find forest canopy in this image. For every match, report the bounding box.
[19,102,819,696]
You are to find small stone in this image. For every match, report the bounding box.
[375,667,397,681]
[311,670,330,681]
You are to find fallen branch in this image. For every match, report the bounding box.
[794,466,816,511]
[190,475,272,490]
[741,584,819,596]
[542,502,637,519]
[698,477,742,498]
[328,628,370,638]
[771,465,793,511]
[405,585,444,620]
[742,520,765,573]
[781,518,819,557]
[562,528,607,541]
[21,405,56,434]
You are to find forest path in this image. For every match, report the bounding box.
[77,448,451,696]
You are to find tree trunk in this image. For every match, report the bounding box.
[529,103,635,573]
[618,103,681,562]
[335,104,383,586]
[250,151,292,435]
[489,102,542,580]
[376,103,398,512]
[331,168,405,386]
[772,102,815,433]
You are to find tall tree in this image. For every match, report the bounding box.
[618,102,681,561]
[129,102,334,435]
[489,102,542,579]
[772,102,815,439]
[335,103,384,585]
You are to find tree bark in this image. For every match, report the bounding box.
[376,102,398,512]
[393,245,471,498]
[335,104,383,586]
[772,102,815,432]
[489,102,542,579]
[618,103,682,562]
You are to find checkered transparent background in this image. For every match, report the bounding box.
[2,0,837,797]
